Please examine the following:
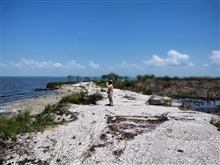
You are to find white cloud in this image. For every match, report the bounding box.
[202,50,220,67]
[144,50,194,67]
[115,61,142,70]
[89,61,100,69]
[8,58,86,69]
[210,50,220,64]
[144,55,166,66]
[67,60,86,69]
[0,63,7,67]
[167,50,190,65]
[9,58,65,68]
[116,61,129,68]
[131,63,142,69]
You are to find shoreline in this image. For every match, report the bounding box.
[0,82,92,115]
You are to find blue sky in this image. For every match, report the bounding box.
[0,0,219,77]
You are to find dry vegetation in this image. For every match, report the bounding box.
[113,77,220,100]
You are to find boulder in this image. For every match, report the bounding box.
[210,116,220,131]
[147,95,171,106]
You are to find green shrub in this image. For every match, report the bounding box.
[0,108,58,143]
[59,91,103,105]
[84,93,103,105]
[33,113,56,131]
[46,81,75,89]
[43,103,68,115]
[95,81,106,88]
[0,111,34,141]
[60,91,86,104]
[46,82,65,89]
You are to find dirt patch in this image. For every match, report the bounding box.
[105,114,168,141]
[113,149,124,157]
[82,114,168,162]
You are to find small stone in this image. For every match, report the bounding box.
[177,149,184,153]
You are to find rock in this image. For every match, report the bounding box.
[101,89,107,92]
[210,116,220,131]
[147,95,171,106]
[0,109,21,116]
[34,88,48,91]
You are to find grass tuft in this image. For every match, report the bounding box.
[59,91,103,105]
[0,110,56,147]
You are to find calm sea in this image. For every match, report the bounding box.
[0,76,67,107]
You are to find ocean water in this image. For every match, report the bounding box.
[0,76,67,107]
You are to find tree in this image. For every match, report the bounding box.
[76,75,81,82]
[137,75,143,81]
[101,75,108,81]
[102,73,121,81]
[67,75,74,82]
[143,74,155,80]
[124,76,129,80]
[84,76,90,82]
[107,72,120,81]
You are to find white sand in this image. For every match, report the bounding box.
[2,82,220,165]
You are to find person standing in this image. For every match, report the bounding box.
[106,79,113,106]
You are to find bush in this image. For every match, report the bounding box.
[95,81,106,88]
[59,91,103,105]
[0,104,66,146]
[60,91,86,104]
[0,111,57,144]
[46,81,75,89]
[33,113,56,131]
[85,93,103,105]
[43,103,68,115]
[0,111,33,141]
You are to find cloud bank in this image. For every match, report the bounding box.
[6,58,86,69]
[144,50,194,67]
[116,61,142,70]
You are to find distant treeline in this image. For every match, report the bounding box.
[65,73,220,83]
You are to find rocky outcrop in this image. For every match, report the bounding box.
[147,95,172,106]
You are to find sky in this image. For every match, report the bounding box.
[0,0,219,77]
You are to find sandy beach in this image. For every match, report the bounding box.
[1,82,220,165]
